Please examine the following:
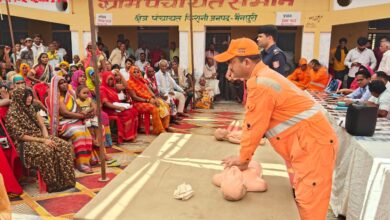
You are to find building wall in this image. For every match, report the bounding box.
[28,20,53,43]
[98,26,179,53]
[330,21,369,50]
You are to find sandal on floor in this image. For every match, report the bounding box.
[107,160,120,167]
[77,165,94,174]
[106,158,117,164]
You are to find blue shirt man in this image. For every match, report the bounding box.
[345,69,372,102]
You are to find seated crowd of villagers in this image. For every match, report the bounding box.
[0,36,230,195]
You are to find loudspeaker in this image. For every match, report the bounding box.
[337,0,352,7]
[345,104,378,136]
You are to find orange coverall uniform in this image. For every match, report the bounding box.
[287,64,310,89]
[306,67,329,91]
[240,62,338,220]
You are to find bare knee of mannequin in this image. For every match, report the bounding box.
[214,128,229,141]
[243,161,268,192]
[227,130,242,144]
[220,166,247,201]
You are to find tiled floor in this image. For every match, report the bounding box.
[9,101,343,219]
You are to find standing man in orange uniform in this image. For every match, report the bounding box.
[215,38,338,220]
[306,59,330,91]
[287,58,311,89]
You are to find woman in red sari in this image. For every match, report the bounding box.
[127,66,170,134]
[0,120,22,195]
[100,71,138,141]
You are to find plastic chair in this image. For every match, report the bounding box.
[138,113,150,135]
[108,115,123,144]
[336,79,342,90]
[33,83,49,105]
[37,171,47,193]
[326,76,333,87]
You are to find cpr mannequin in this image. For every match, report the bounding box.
[213,161,268,201]
[214,128,242,144]
[214,128,266,145]
[220,166,247,201]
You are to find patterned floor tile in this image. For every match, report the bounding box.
[76,173,117,190]
[36,194,92,217]
[23,182,80,198]
[11,203,39,216]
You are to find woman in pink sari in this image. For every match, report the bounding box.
[48,75,96,173]
[100,71,138,141]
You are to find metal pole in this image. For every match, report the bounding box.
[87,0,109,182]
[189,0,196,105]
[5,0,17,68]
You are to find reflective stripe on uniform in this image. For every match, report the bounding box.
[265,104,321,139]
[309,81,326,88]
[256,77,281,92]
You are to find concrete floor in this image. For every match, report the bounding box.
[10,101,345,219]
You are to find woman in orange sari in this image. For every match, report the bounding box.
[127,66,170,134]
[100,71,138,141]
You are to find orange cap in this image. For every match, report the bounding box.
[299,58,307,66]
[214,38,260,62]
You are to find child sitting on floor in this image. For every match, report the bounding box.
[76,85,99,145]
[195,77,214,109]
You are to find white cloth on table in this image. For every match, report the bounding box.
[308,91,390,220]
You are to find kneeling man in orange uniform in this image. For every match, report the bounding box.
[287,58,310,89]
[215,38,338,220]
